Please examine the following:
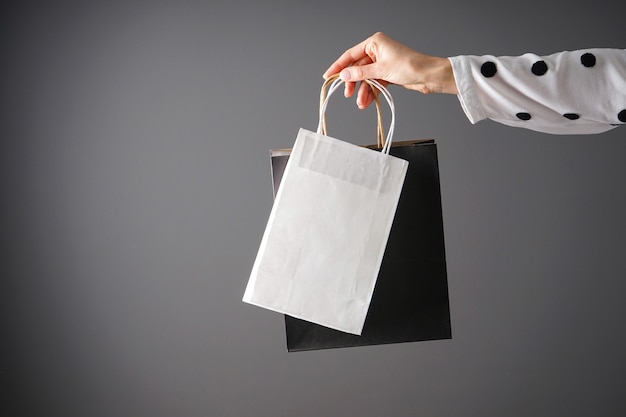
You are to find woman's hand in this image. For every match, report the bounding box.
[323,32,458,109]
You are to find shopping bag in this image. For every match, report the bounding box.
[271,140,451,351]
[243,78,408,335]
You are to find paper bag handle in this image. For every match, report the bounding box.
[319,74,385,149]
[317,75,396,155]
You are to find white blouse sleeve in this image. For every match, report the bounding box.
[448,49,626,134]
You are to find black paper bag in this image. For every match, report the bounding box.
[270,139,451,351]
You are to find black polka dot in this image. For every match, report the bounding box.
[563,113,580,120]
[531,60,548,76]
[481,61,497,77]
[618,109,626,123]
[516,112,532,121]
[581,53,596,67]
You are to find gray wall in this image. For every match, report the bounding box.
[2,1,625,416]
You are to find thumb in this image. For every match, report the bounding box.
[339,63,380,82]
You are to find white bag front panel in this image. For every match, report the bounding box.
[243,128,408,335]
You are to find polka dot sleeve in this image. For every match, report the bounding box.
[448,49,626,134]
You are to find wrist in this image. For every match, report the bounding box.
[407,55,458,95]
[438,57,458,94]
[427,57,458,95]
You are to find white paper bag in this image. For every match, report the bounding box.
[243,78,408,335]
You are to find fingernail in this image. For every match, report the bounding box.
[339,69,351,81]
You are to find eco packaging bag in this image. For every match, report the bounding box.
[270,77,452,351]
[243,77,408,335]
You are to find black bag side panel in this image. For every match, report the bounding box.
[271,142,451,351]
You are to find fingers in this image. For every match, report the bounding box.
[342,55,372,98]
[322,32,390,109]
[357,81,374,109]
[344,80,356,98]
[344,65,378,109]
[334,44,380,83]
[322,38,370,79]
[341,80,374,109]
[357,79,390,109]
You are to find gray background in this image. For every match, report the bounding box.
[2,1,625,416]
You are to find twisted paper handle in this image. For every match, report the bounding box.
[317,74,396,154]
